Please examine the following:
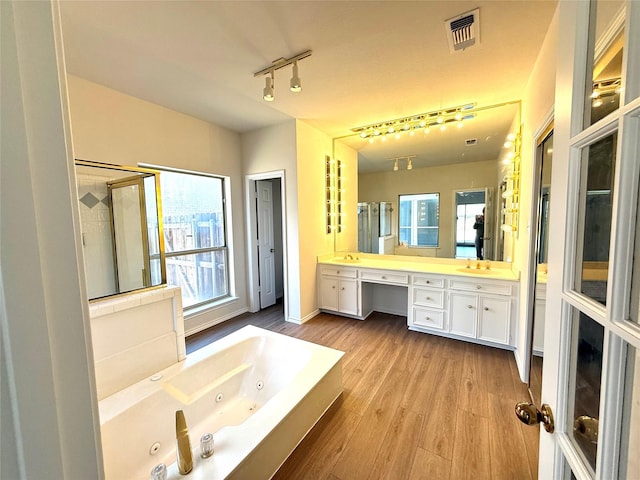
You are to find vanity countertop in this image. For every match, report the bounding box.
[319,255,520,281]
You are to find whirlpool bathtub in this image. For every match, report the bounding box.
[98,325,344,479]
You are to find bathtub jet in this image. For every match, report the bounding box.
[98,325,345,479]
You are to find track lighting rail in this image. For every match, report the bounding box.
[253,50,312,77]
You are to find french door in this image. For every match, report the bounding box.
[538,1,640,479]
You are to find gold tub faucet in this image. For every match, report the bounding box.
[175,410,193,475]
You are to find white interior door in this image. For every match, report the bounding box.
[257,180,276,309]
[532,2,640,479]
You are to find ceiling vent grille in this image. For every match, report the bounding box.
[445,8,480,53]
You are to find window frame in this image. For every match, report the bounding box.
[145,164,232,312]
[397,192,440,248]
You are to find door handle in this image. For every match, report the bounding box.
[515,402,555,433]
[574,415,598,444]
[270,248,275,253]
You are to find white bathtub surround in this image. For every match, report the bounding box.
[98,325,344,480]
[89,285,185,400]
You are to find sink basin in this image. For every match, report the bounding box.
[456,267,498,275]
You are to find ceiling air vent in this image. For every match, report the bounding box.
[465,138,478,146]
[445,8,480,53]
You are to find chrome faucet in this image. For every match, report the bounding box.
[175,410,193,475]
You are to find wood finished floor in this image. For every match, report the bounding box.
[186,304,540,480]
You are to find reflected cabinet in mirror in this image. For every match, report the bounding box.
[335,101,522,261]
[75,160,166,300]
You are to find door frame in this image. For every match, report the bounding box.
[539,1,640,478]
[521,110,554,387]
[451,187,490,259]
[244,171,288,319]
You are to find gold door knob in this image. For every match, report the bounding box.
[574,416,598,444]
[515,402,555,433]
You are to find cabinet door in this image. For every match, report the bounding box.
[477,296,511,345]
[338,278,359,316]
[449,292,477,338]
[319,277,339,312]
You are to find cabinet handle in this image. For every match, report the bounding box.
[467,305,473,309]
[476,285,481,290]
[332,286,336,289]
[484,307,489,311]
[425,316,430,320]
[382,276,387,279]
[341,287,345,291]
[426,296,431,300]
[337,270,340,274]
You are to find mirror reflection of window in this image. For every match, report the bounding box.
[398,193,439,247]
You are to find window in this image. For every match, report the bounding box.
[157,169,230,310]
[399,193,439,247]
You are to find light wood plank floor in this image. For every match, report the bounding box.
[186,304,540,479]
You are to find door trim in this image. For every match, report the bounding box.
[244,171,288,320]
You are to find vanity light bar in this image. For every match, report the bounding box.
[352,104,476,141]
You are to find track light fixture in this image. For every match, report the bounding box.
[263,72,274,102]
[254,50,311,101]
[389,155,416,171]
[290,60,302,92]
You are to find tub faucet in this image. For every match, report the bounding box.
[175,410,193,475]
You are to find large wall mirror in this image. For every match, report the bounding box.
[75,160,166,300]
[334,101,521,261]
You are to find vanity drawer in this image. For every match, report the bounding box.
[319,266,357,278]
[412,287,445,308]
[412,274,445,288]
[359,269,409,285]
[412,307,446,330]
[449,279,513,296]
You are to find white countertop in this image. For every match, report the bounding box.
[319,255,520,281]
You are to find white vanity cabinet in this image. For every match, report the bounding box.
[318,261,518,350]
[409,274,447,331]
[318,266,359,317]
[409,274,516,348]
[448,278,514,346]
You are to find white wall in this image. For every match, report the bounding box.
[359,159,499,259]
[66,76,249,334]
[241,120,357,322]
[1,1,102,477]
[242,121,302,320]
[513,6,559,381]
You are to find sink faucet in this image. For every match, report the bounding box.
[346,253,353,260]
[176,410,193,475]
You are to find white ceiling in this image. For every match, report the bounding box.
[59,1,557,172]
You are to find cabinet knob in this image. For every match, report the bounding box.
[337,270,340,274]
[426,296,431,300]
[426,280,430,284]
[467,305,473,309]
[425,316,430,320]
[484,307,489,311]
[341,287,345,291]
[382,276,387,279]
[476,285,481,290]
[332,286,336,289]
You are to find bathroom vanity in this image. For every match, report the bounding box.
[318,255,519,350]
